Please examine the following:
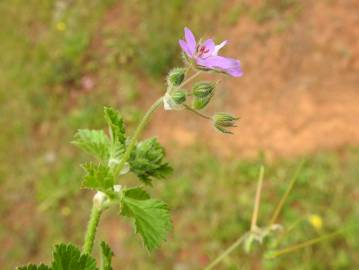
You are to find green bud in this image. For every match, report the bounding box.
[167,67,185,86]
[213,112,239,134]
[192,81,215,98]
[171,90,186,104]
[192,94,213,110]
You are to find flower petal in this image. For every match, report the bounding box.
[196,55,243,77]
[200,39,216,58]
[179,39,192,57]
[213,40,228,55]
[184,27,196,55]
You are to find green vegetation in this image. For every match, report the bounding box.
[0,1,358,269]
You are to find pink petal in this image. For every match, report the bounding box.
[196,55,243,77]
[179,39,193,57]
[184,27,196,55]
[200,39,216,57]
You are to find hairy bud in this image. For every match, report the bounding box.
[167,67,185,86]
[171,90,186,105]
[163,92,184,111]
[192,81,215,98]
[213,112,239,134]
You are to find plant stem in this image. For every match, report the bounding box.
[113,97,163,177]
[82,97,163,255]
[251,165,264,231]
[266,230,343,259]
[183,104,211,120]
[205,234,247,270]
[82,204,103,254]
[180,70,201,88]
[269,160,304,225]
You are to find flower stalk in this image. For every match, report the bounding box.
[113,97,164,178]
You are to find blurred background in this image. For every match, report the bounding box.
[0,0,358,269]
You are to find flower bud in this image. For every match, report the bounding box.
[167,67,185,86]
[192,95,212,110]
[192,81,215,98]
[163,92,184,111]
[171,90,186,105]
[213,112,239,134]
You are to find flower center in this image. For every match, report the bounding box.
[197,45,209,57]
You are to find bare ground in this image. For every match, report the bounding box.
[144,0,359,158]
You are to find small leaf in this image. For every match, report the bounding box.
[100,241,114,270]
[104,107,126,145]
[129,138,172,185]
[17,265,51,270]
[82,163,114,192]
[52,243,97,270]
[73,129,110,161]
[121,187,172,251]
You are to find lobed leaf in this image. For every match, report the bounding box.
[73,130,110,161]
[52,244,97,270]
[17,244,98,270]
[120,187,172,251]
[82,163,114,192]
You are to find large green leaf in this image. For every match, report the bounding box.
[52,244,97,270]
[121,187,172,251]
[17,244,98,270]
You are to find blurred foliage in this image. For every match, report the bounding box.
[0,0,358,269]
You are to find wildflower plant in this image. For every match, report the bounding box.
[16,27,243,269]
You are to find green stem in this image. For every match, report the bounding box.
[113,97,163,177]
[266,230,342,259]
[180,70,201,88]
[82,204,103,254]
[82,97,163,255]
[183,104,211,120]
[251,165,264,231]
[269,160,304,225]
[205,234,247,270]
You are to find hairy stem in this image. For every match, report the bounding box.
[180,70,201,88]
[183,104,211,120]
[82,204,103,254]
[113,97,163,177]
[82,97,163,255]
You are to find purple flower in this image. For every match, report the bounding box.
[179,27,243,77]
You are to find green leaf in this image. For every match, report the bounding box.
[82,163,114,192]
[129,137,172,185]
[17,265,51,270]
[73,129,110,161]
[104,107,126,145]
[100,241,114,270]
[121,187,172,251]
[52,243,97,270]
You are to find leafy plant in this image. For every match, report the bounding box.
[16,25,244,269]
